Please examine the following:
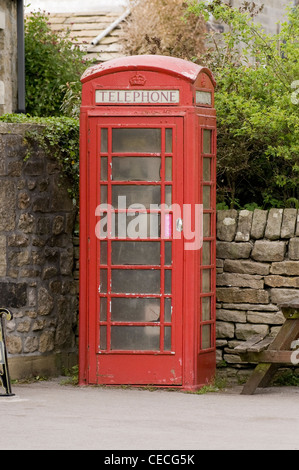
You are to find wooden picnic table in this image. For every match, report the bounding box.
[235,301,299,395]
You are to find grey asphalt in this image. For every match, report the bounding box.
[0,378,299,450]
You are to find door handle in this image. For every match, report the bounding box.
[176,218,183,232]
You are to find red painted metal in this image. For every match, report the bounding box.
[79,55,216,390]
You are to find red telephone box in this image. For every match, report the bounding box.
[79,55,216,390]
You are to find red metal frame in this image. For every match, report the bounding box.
[79,55,216,390]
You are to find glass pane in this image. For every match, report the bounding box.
[112,128,161,153]
[112,157,161,182]
[203,213,211,237]
[165,242,172,266]
[100,326,107,350]
[111,241,160,265]
[165,186,172,205]
[202,241,211,265]
[100,298,107,322]
[111,326,160,351]
[101,185,108,204]
[164,298,172,322]
[112,185,160,208]
[202,269,211,293]
[196,91,212,106]
[101,129,108,153]
[165,157,172,181]
[99,269,108,293]
[100,241,107,265]
[101,157,108,181]
[202,297,211,321]
[165,129,173,153]
[202,324,211,350]
[165,270,172,294]
[203,158,211,181]
[203,129,212,154]
[111,269,160,294]
[115,213,161,239]
[111,298,160,322]
[164,326,171,351]
[203,186,211,209]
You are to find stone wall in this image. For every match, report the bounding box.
[0,123,78,378]
[216,208,299,382]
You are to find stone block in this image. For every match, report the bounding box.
[264,275,299,288]
[0,180,16,231]
[216,287,269,304]
[216,241,252,259]
[216,309,246,323]
[265,208,283,240]
[251,209,268,239]
[235,323,269,341]
[216,321,235,339]
[37,287,54,316]
[223,259,270,275]
[281,209,297,238]
[296,212,299,236]
[39,331,55,353]
[222,303,278,312]
[216,210,237,241]
[247,311,285,325]
[271,261,299,276]
[289,238,299,260]
[217,272,264,289]
[235,210,253,242]
[270,288,299,305]
[251,240,286,262]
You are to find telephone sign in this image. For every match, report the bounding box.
[79,55,217,390]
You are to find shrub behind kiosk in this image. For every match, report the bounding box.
[79,55,217,390]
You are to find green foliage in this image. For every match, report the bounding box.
[0,113,80,203]
[188,1,299,209]
[25,10,89,117]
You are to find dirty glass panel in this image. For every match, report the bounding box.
[101,129,108,153]
[165,242,172,266]
[112,157,161,181]
[202,269,211,293]
[111,326,160,350]
[99,326,107,350]
[101,157,108,181]
[112,128,161,153]
[165,270,172,294]
[203,213,211,237]
[165,186,172,206]
[201,297,211,321]
[111,269,160,294]
[99,269,108,294]
[165,129,173,153]
[111,298,160,322]
[202,324,211,350]
[202,241,211,266]
[165,157,172,181]
[203,158,211,182]
[100,241,108,265]
[100,298,107,322]
[203,185,211,209]
[112,185,161,208]
[101,185,108,204]
[164,298,172,322]
[111,241,160,265]
[115,213,161,239]
[203,129,212,154]
[164,327,171,351]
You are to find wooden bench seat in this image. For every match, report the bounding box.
[234,302,299,395]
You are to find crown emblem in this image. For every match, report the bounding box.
[129,73,147,86]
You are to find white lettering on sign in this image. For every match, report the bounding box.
[95,89,180,104]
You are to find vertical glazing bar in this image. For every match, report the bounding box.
[160,127,166,351]
[106,126,112,352]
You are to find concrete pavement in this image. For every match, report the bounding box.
[0,378,299,450]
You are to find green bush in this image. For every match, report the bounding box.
[25,11,89,117]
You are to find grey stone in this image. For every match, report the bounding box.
[37,287,54,316]
[265,208,283,240]
[296,212,299,236]
[271,261,299,276]
[0,282,27,308]
[247,311,285,325]
[223,259,270,275]
[264,275,299,288]
[222,303,279,312]
[0,180,16,231]
[39,331,55,353]
[216,210,238,241]
[281,209,297,238]
[251,209,268,239]
[216,241,252,259]
[216,309,246,323]
[289,238,299,260]
[251,240,286,262]
[216,321,235,339]
[216,287,269,304]
[217,272,264,289]
[270,288,299,305]
[235,210,253,242]
[235,323,269,341]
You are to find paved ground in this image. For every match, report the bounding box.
[0,379,299,450]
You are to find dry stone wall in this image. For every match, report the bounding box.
[216,208,299,380]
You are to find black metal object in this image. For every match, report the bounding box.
[0,309,14,397]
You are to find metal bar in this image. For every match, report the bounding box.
[91,8,131,46]
[17,0,25,113]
